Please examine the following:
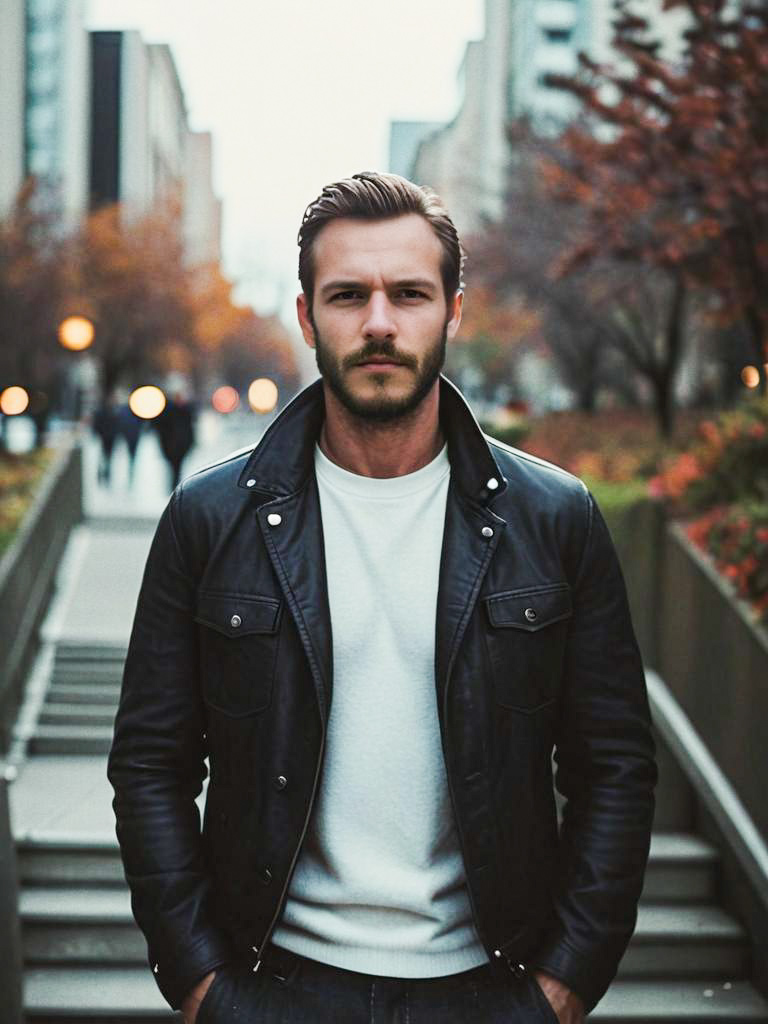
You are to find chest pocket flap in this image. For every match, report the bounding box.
[195,592,281,637]
[485,584,572,632]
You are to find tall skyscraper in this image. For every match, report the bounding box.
[25,0,90,225]
[90,31,188,218]
[0,0,25,216]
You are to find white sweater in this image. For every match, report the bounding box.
[271,442,487,977]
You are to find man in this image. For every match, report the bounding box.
[108,172,656,1023]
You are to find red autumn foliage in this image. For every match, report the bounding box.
[544,0,768,389]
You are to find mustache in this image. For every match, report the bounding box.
[342,342,418,371]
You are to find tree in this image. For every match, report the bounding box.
[65,201,195,398]
[0,179,66,447]
[215,310,300,406]
[546,0,768,397]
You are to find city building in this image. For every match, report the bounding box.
[90,31,188,218]
[0,0,25,217]
[183,131,222,269]
[409,0,514,237]
[388,121,444,180]
[508,0,588,128]
[24,0,91,226]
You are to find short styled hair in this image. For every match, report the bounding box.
[297,171,465,311]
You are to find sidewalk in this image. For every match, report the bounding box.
[9,409,265,839]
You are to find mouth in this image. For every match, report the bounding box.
[355,358,404,368]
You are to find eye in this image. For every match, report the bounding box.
[397,288,428,300]
[330,290,363,302]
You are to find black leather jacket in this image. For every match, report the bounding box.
[108,376,656,1013]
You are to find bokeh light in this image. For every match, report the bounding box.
[58,315,95,351]
[741,365,760,388]
[129,385,167,420]
[0,386,30,416]
[212,385,240,413]
[248,377,278,414]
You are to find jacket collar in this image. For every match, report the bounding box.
[237,374,507,505]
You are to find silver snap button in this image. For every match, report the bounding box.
[260,867,273,885]
[153,963,159,974]
[481,526,494,538]
[487,477,499,490]
[246,479,256,488]
[267,513,282,526]
[524,608,537,622]
[275,775,287,790]
[493,949,502,958]
[230,614,242,628]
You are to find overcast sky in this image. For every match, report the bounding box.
[86,1,484,325]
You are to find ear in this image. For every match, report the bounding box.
[296,293,316,349]
[445,290,463,341]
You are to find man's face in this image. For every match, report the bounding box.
[297,214,462,422]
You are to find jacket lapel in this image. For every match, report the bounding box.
[435,482,506,711]
[256,476,333,724]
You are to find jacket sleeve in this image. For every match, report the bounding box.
[531,488,657,1012]
[107,487,232,1009]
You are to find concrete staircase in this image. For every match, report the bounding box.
[17,826,768,1022]
[29,644,124,757]
[13,641,768,1020]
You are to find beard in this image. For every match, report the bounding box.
[312,320,448,423]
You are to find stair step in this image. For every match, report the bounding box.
[29,724,114,756]
[24,964,174,1021]
[618,905,748,978]
[39,704,117,727]
[17,837,123,886]
[21,888,144,963]
[643,834,719,903]
[52,665,125,687]
[22,970,768,1023]
[55,644,127,663]
[593,979,768,1021]
[47,682,121,705]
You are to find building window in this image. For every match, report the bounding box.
[544,28,571,43]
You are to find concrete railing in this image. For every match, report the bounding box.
[611,500,768,840]
[0,437,83,756]
[0,765,22,1024]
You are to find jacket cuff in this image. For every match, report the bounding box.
[149,935,234,1010]
[529,939,613,1015]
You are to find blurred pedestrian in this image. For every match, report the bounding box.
[116,398,143,483]
[154,392,195,490]
[91,393,120,485]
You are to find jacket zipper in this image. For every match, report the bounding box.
[251,728,326,972]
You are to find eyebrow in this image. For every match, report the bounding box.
[319,278,438,297]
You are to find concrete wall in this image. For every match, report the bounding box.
[608,503,768,844]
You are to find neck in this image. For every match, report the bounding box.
[318,382,444,478]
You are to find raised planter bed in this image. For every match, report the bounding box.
[0,438,83,756]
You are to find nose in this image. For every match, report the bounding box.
[363,292,396,340]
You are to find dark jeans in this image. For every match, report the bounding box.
[197,942,559,1023]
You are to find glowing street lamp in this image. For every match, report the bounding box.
[0,386,30,416]
[741,365,760,389]
[212,385,240,414]
[129,385,167,420]
[58,315,95,352]
[248,378,278,414]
